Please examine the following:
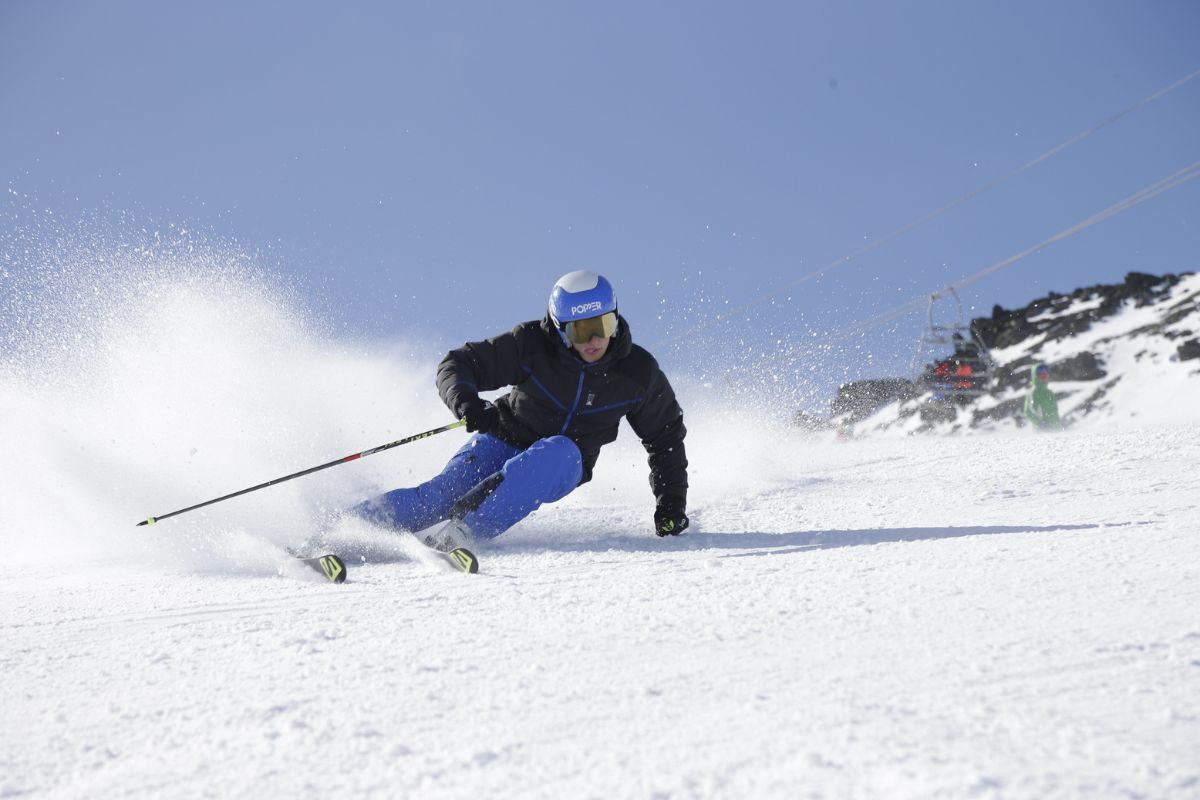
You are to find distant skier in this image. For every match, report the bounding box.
[1023,363,1062,431]
[348,270,689,550]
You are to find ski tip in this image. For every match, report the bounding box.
[137,517,156,526]
[300,554,347,583]
[447,547,480,574]
[323,555,348,583]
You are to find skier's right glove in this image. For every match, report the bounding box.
[458,395,501,435]
[654,497,689,537]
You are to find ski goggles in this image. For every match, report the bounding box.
[562,311,618,344]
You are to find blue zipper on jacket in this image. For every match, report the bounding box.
[576,398,639,416]
[523,366,567,412]
[559,369,588,435]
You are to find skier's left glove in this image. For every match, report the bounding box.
[654,497,689,537]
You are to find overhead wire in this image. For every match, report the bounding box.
[664,65,1200,345]
[825,159,1200,345]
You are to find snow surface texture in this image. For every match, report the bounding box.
[3,245,1199,798]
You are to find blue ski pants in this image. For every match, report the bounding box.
[348,433,583,539]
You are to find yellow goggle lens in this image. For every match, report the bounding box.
[564,312,617,344]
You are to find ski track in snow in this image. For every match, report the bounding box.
[4,426,1199,799]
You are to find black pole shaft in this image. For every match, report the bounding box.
[137,419,466,526]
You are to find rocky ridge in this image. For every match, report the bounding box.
[827,271,1200,435]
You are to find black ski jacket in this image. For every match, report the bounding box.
[436,315,687,508]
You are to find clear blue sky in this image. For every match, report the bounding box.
[3,1,1198,409]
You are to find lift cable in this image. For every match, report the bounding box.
[670,66,1200,342]
[825,159,1200,346]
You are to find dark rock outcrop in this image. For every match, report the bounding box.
[814,271,1198,432]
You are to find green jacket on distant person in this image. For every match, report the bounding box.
[1023,363,1061,430]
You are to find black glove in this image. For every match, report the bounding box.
[654,497,689,537]
[458,395,500,435]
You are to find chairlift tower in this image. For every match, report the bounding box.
[909,287,993,402]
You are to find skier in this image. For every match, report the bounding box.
[1023,363,1062,431]
[348,270,689,551]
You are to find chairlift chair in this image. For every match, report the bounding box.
[909,287,993,404]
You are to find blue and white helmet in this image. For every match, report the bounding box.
[548,270,619,346]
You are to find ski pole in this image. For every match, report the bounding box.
[137,418,467,526]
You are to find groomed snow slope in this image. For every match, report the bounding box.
[4,424,1199,799]
[2,260,1198,798]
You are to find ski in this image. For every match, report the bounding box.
[442,546,480,574]
[297,553,347,583]
[290,540,475,577]
[413,520,481,574]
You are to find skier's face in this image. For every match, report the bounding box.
[572,334,611,363]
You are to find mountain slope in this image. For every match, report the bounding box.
[834,271,1200,435]
[4,424,1199,799]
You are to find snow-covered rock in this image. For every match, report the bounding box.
[832,271,1200,436]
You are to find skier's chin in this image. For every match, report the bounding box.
[574,340,610,362]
